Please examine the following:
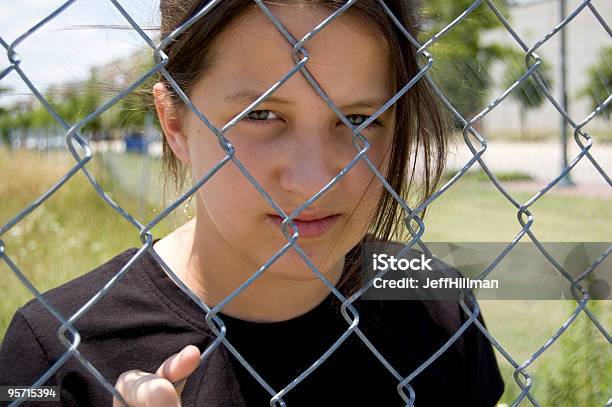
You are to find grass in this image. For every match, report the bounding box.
[420,172,611,242]
[1,147,610,405]
[417,176,612,405]
[0,148,178,339]
[440,169,535,184]
[481,299,611,405]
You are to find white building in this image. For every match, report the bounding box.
[482,0,610,137]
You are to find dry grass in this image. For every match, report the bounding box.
[0,147,173,336]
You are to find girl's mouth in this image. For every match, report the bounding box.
[267,214,341,239]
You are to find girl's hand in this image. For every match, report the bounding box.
[112,344,201,407]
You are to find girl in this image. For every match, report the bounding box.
[0,0,505,406]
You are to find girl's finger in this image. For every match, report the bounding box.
[113,370,181,407]
[155,344,201,392]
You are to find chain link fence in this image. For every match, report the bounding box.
[0,0,610,406]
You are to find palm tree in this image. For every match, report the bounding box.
[502,53,554,139]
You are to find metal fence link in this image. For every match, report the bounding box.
[0,0,610,406]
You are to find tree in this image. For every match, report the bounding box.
[502,52,554,139]
[0,86,12,145]
[110,59,158,133]
[42,69,106,139]
[80,68,104,137]
[422,0,512,127]
[2,48,162,143]
[579,46,611,120]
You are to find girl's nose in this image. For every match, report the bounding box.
[277,130,347,203]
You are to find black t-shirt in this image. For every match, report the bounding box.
[0,241,504,406]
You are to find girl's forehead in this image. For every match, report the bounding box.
[221,4,389,57]
[199,5,394,103]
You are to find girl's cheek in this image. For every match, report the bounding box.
[361,137,392,177]
[188,126,231,176]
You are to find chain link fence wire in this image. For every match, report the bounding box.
[0,0,610,406]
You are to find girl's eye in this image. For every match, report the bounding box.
[345,114,382,129]
[241,110,382,130]
[242,110,280,126]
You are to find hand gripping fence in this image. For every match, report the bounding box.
[0,0,611,406]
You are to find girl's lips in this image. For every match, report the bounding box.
[267,214,341,239]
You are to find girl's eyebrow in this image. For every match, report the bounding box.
[223,88,393,113]
[224,89,295,106]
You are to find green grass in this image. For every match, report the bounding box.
[420,174,611,242]
[414,168,612,405]
[0,148,179,339]
[441,169,535,184]
[481,299,611,406]
[1,147,610,406]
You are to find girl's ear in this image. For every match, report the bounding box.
[153,82,191,165]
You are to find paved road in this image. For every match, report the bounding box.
[446,140,611,188]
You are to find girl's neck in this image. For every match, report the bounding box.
[155,211,346,323]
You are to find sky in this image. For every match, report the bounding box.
[0,0,161,106]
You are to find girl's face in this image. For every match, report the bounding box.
[160,4,396,282]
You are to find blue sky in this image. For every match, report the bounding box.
[0,0,160,106]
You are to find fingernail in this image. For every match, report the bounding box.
[180,344,194,355]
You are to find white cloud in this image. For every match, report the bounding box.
[1,0,160,106]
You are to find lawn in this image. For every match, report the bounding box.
[1,147,610,406]
[0,148,178,338]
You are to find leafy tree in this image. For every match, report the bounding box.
[3,49,167,143]
[29,103,54,131]
[579,46,611,120]
[111,57,159,133]
[422,0,512,125]
[502,53,554,139]
[0,86,12,145]
[14,109,33,133]
[80,69,104,136]
[52,86,81,126]
[112,82,154,132]
[41,69,106,139]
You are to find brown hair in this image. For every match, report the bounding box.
[157,0,450,299]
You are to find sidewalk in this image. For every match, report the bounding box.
[446,139,611,191]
